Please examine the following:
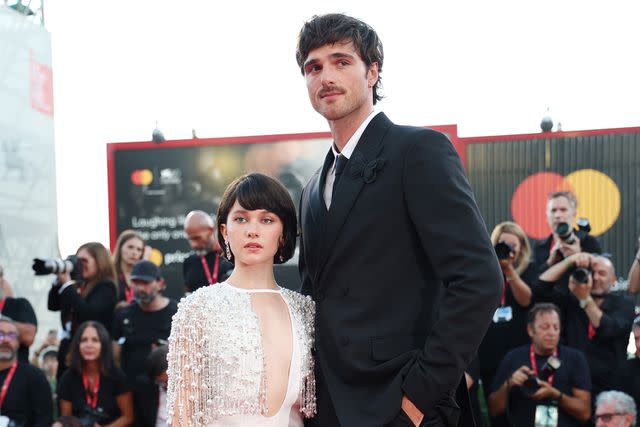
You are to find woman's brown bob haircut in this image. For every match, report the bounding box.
[216,173,297,265]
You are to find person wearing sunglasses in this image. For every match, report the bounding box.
[594,390,636,427]
[0,317,53,427]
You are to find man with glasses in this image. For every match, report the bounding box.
[594,390,636,427]
[0,317,52,427]
[538,253,635,398]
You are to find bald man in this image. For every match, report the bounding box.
[182,210,233,293]
[537,253,635,398]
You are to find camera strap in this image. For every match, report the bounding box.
[0,362,18,411]
[82,371,101,409]
[0,299,5,314]
[530,344,557,387]
[200,254,220,285]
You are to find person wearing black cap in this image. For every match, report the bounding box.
[112,260,177,383]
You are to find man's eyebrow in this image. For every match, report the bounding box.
[304,52,356,69]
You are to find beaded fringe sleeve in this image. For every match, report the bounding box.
[167,285,316,426]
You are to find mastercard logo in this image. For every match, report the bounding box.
[131,169,153,186]
[511,169,620,239]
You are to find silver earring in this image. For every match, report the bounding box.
[279,254,284,263]
[225,240,232,260]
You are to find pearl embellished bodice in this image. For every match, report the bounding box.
[167,282,316,426]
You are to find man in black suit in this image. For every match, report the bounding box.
[296,13,503,427]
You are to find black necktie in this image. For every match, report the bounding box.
[332,154,348,198]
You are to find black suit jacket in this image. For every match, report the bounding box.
[299,113,503,426]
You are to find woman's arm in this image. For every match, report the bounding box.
[103,392,134,427]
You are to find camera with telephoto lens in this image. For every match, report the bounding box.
[31,255,84,281]
[77,405,110,427]
[521,356,562,396]
[555,222,577,244]
[570,266,592,284]
[495,241,515,260]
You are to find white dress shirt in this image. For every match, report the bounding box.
[324,110,380,208]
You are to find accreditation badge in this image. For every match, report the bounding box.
[492,306,513,323]
[534,405,558,427]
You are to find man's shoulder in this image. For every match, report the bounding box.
[183,253,199,265]
[559,345,587,363]
[18,362,48,381]
[503,344,530,362]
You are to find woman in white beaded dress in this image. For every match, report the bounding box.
[167,173,316,427]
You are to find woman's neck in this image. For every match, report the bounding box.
[121,262,133,278]
[226,263,278,290]
[84,361,100,375]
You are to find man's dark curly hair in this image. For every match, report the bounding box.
[296,13,384,104]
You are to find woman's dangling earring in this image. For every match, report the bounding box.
[225,240,232,261]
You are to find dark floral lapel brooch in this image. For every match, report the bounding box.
[348,152,386,184]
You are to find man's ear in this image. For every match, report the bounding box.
[367,62,379,88]
[527,324,534,339]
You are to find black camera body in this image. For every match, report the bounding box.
[495,241,515,260]
[77,405,110,427]
[32,255,84,281]
[570,266,592,284]
[521,356,562,396]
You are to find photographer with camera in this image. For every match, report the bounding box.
[478,222,536,416]
[111,261,176,384]
[488,303,591,426]
[533,192,602,281]
[58,321,133,427]
[45,242,118,379]
[0,317,53,427]
[537,253,635,398]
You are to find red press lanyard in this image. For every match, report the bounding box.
[0,362,18,410]
[200,254,220,285]
[529,344,558,386]
[501,279,509,307]
[0,298,5,314]
[82,371,101,409]
[120,274,134,303]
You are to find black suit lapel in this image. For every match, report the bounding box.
[315,113,393,282]
[309,149,333,226]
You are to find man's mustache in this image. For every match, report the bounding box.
[319,86,345,98]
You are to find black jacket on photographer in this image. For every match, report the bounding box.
[112,299,177,384]
[58,366,129,426]
[47,279,117,378]
[534,279,635,397]
[0,362,53,427]
[533,232,602,288]
[491,344,591,427]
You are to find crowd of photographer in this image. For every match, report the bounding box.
[476,191,640,427]
[0,225,180,427]
[1,189,640,426]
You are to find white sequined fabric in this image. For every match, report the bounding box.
[167,283,316,426]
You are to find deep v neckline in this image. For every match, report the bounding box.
[222,282,296,417]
